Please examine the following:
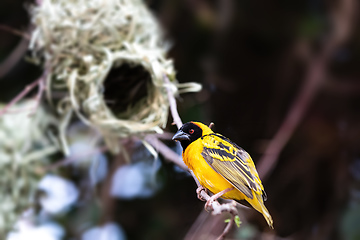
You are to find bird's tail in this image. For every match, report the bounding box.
[248,194,273,228]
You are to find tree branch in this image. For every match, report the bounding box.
[0,72,47,116]
[29,73,46,115]
[0,37,29,79]
[257,0,356,180]
[163,73,238,239]
[0,24,31,40]
[144,134,188,170]
[163,74,183,128]
[216,215,235,240]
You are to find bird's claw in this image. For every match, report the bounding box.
[204,198,215,211]
[196,186,207,201]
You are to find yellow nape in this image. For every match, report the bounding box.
[192,122,214,135]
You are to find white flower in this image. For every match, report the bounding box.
[38,175,79,215]
[8,220,64,240]
[82,222,126,240]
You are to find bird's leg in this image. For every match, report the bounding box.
[205,187,234,211]
[196,186,208,201]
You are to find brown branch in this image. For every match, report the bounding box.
[324,79,360,95]
[257,55,325,179]
[164,73,239,239]
[0,73,46,116]
[0,24,31,40]
[257,0,356,180]
[0,37,29,79]
[29,74,46,115]
[196,185,238,240]
[197,186,238,237]
[152,132,175,140]
[216,215,235,240]
[204,187,234,210]
[144,135,188,170]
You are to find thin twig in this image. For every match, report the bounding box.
[257,56,325,179]
[163,73,239,239]
[0,37,29,79]
[205,187,234,211]
[0,75,45,117]
[163,74,183,128]
[257,0,356,180]
[144,135,188,170]
[29,74,46,115]
[216,215,235,240]
[151,132,175,140]
[0,24,31,40]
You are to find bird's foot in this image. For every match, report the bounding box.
[196,186,207,201]
[204,196,217,211]
[204,187,234,211]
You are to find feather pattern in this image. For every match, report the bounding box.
[201,133,266,201]
[173,121,273,228]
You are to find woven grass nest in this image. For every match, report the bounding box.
[0,100,58,236]
[29,0,201,153]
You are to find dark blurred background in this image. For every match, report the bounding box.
[1,0,360,239]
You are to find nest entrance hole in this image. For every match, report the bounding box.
[104,63,151,116]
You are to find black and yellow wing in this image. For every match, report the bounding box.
[200,133,266,200]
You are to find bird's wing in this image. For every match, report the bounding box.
[200,134,265,200]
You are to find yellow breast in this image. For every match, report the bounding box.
[183,139,246,200]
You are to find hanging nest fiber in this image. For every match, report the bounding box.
[0,100,58,236]
[29,0,201,153]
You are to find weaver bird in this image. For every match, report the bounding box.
[172,121,273,228]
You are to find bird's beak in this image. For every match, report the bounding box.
[172,130,190,141]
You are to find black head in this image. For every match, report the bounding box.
[172,122,203,151]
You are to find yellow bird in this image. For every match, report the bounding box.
[172,121,273,228]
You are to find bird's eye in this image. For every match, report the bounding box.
[189,129,194,134]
